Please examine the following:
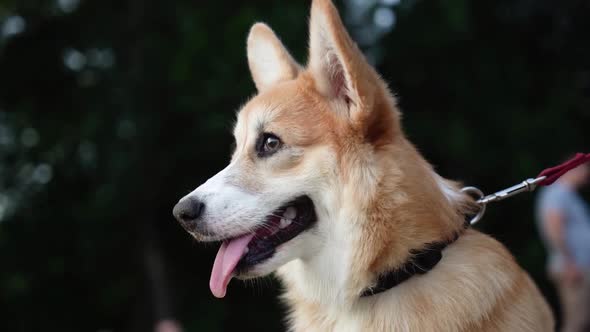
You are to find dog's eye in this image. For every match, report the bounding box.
[257,133,282,157]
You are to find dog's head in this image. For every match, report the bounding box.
[174,0,466,299]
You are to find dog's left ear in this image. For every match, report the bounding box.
[308,0,395,143]
[247,23,301,92]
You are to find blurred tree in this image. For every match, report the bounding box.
[0,0,588,331]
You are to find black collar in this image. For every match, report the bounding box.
[360,230,464,297]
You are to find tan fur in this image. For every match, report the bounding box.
[281,230,553,331]
[195,0,554,330]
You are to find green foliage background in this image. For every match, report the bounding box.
[0,0,588,331]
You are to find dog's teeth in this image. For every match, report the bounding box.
[284,207,297,220]
[244,247,249,254]
[279,218,292,229]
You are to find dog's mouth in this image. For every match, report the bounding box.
[209,195,316,298]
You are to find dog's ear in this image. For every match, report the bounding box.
[308,0,396,145]
[309,0,366,104]
[247,23,300,92]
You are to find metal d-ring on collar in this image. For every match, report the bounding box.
[461,176,547,225]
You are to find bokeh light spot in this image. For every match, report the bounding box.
[374,7,396,29]
[381,0,401,6]
[63,48,86,71]
[0,124,15,146]
[21,128,40,148]
[88,48,116,69]
[78,140,97,167]
[2,16,26,38]
[117,119,137,140]
[57,0,79,14]
[32,164,53,184]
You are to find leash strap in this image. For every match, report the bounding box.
[462,152,590,225]
[537,153,590,186]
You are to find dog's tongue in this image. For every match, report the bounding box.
[210,233,254,298]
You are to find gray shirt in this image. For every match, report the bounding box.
[536,183,590,272]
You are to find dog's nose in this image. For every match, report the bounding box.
[173,197,205,227]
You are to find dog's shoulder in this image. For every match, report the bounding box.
[283,229,554,332]
[375,229,554,332]
[443,229,554,331]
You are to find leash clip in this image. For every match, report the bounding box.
[461,176,546,225]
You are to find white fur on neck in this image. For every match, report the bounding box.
[435,174,464,205]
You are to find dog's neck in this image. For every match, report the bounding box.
[359,228,466,297]
[278,140,473,309]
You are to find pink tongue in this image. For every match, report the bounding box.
[209,233,255,298]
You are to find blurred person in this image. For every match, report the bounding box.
[154,319,182,332]
[536,161,590,332]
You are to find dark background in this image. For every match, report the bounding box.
[0,0,588,331]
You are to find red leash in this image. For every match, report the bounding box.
[537,153,590,186]
[461,152,590,224]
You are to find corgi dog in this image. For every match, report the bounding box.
[173,0,554,330]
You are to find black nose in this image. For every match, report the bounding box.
[173,197,205,227]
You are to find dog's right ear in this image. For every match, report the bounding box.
[247,23,301,92]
